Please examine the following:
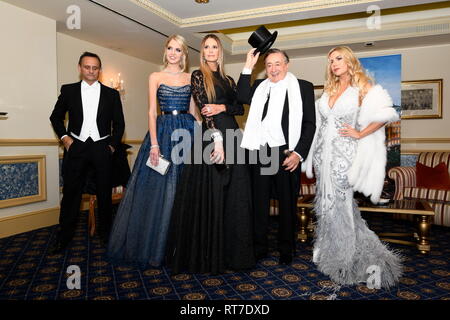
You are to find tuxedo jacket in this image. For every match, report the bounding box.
[50,81,125,148]
[236,74,316,160]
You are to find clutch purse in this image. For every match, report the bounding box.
[146,155,171,175]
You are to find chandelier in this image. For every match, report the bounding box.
[109,73,125,97]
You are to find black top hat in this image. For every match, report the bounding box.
[248,25,278,55]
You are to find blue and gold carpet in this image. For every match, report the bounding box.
[0,210,449,301]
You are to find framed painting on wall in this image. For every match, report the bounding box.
[401,79,443,119]
[0,155,47,208]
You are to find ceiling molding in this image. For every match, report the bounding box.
[230,14,450,54]
[130,0,380,28]
[130,0,181,25]
[220,1,450,34]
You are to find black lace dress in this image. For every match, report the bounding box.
[165,70,255,274]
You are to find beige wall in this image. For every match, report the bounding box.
[0,2,60,226]
[0,1,57,139]
[224,44,450,152]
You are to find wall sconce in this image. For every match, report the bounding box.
[110,73,125,97]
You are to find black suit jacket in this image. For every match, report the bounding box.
[49,81,125,148]
[236,74,316,160]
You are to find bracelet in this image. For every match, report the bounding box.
[150,144,159,149]
[211,131,223,142]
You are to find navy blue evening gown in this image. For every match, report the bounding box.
[107,84,195,267]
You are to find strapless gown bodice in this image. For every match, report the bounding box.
[157,84,190,113]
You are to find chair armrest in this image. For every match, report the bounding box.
[112,186,124,194]
[388,166,417,200]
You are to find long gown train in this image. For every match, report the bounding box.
[311,86,402,288]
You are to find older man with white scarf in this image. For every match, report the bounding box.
[237,48,316,265]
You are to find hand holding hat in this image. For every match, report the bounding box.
[244,48,260,70]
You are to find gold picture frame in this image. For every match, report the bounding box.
[314,85,324,102]
[401,79,443,119]
[0,155,47,208]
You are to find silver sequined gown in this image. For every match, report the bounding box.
[312,86,402,288]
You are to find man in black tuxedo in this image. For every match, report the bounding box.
[237,48,315,264]
[50,52,125,253]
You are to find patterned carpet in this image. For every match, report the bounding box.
[0,209,449,301]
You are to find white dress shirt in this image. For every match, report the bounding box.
[70,80,107,142]
[241,68,303,161]
[260,79,287,147]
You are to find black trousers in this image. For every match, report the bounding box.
[58,137,113,244]
[250,144,299,257]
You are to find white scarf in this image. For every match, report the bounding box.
[241,72,303,151]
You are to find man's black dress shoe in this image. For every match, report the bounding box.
[255,252,268,261]
[97,231,110,247]
[279,254,293,265]
[49,241,68,255]
[98,236,108,247]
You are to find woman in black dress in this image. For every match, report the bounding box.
[166,34,255,274]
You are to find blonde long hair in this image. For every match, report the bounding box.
[199,34,231,102]
[163,34,188,72]
[324,46,372,105]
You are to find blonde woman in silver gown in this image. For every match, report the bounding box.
[303,46,402,288]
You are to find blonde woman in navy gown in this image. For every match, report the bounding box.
[107,35,200,267]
